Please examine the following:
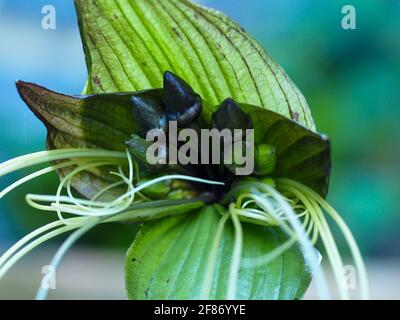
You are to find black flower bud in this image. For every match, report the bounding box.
[163,71,202,126]
[131,94,167,137]
[211,98,253,133]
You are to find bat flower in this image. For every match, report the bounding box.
[0,0,368,300]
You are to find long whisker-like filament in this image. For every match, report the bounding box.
[0,219,87,279]
[278,183,349,299]
[0,217,85,269]
[0,149,127,177]
[229,181,331,299]
[277,178,369,300]
[201,212,230,299]
[0,146,367,301]
[0,148,225,298]
[226,203,243,300]
[35,217,100,300]
[0,160,81,199]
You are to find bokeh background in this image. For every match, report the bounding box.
[0,0,399,299]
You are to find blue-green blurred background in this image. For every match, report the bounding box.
[0,0,399,298]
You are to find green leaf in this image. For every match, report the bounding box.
[16,81,144,150]
[74,0,315,130]
[125,206,312,299]
[240,103,331,196]
[16,80,163,199]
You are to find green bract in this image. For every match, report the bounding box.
[126,206,311,299]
